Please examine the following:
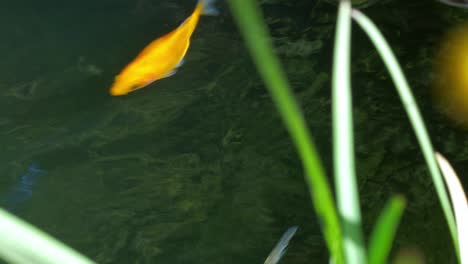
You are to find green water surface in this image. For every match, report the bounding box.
[0,0,466,263]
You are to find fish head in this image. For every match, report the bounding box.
[109,73,147,96]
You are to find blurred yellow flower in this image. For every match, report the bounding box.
[433,23,468,127]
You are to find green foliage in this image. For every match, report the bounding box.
[228,0,463,264]
[227,0,344,263]
[0,209,95,264]
[368,195,406,264]
[351,8,459,259]
[332,2,366,262]
[0,1,466,264]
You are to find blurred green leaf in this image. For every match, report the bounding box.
[332,1,366,263]
[351,8,459,259]
[368,195,406,264]
[226,1,344,263]
[435,153,468,264]
[0,208,95,264]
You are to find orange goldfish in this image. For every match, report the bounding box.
[109,0,218,96]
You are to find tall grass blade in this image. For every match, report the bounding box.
[367,195,406,264]
[332,1,366,264]
[0,208,96,264]
[435,153,468,264]
[226,1,344,263]
[350,9,459,257]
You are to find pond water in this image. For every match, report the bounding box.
[0,0,466,263]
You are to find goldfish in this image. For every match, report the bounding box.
[264,226,298,264]
[109,0,218,96]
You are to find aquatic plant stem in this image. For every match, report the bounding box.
[227,1,344,263]
[0,209,96,264]
[435,153,468,264]
[351,8,459,258]
[332,1,366,263]
[367,195,406,264]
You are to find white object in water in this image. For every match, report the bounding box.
[264,226,298,264]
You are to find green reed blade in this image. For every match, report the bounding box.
[0,208,96,264]
[226,1,344,263]
[351,8,459,259]
[368,195,406,264]
[435,153,468,264]
[332,1,366,263]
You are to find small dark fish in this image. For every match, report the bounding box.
[437,0,468,8]
[264,226,298,264]
[2,163,46,212]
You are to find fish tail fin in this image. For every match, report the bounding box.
[264,226,298,264]
[199,0,219,16]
